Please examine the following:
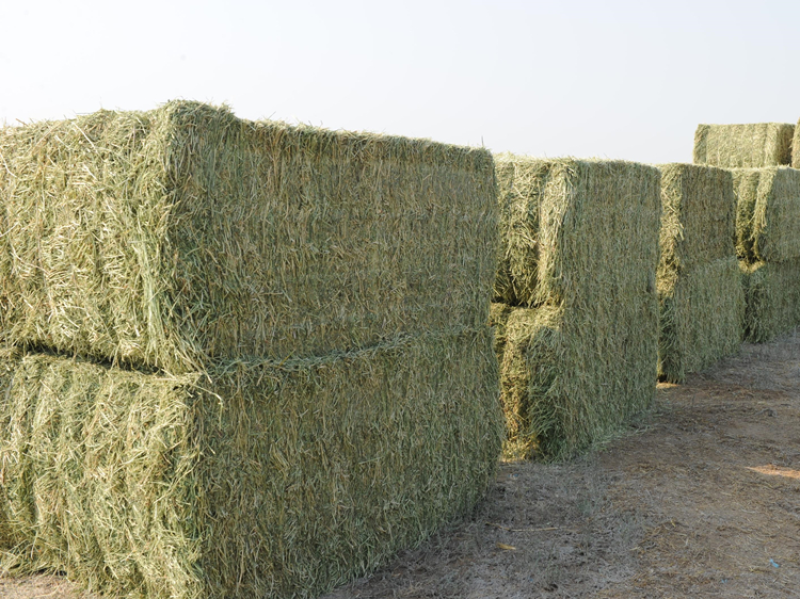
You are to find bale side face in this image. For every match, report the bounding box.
[693,123,794,168]
[658,257,744,383]
[0,102,497,373]
[731,167,800,263]
[496,159,661,458]
[657,163,735,275]
[0,329,502,599]
[741,260,800,343]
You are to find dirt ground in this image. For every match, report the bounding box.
[3,331,800,598]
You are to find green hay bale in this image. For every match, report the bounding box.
[658,258,744,383]
[494,158,661,459]
[741,260,800,343]
[657,164,735,272]
[0,328,502,599]
[731,167,800,263]
[693,123,794,168]
[0,102,497,374]
[656,164,742,383]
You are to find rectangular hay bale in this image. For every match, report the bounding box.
[0,328,502,599]
[731,167,800,263]
[741,260,800,343]
[494,158,661,458]
[0,102,497,373]
[656,164,743,382]
[693,123,794,168]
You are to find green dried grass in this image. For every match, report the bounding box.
[731,167,800,263]
[488,302,513,358]
[693,123,793,168]
[656,164,742,383]
[741,260,800,343]
[494,158,661,459]
[0,329,502,599]
[658,258,744,383]
[0,102,497,374]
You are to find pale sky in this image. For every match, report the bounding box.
[2,0,798,164]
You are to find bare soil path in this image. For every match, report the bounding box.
[3,332,800,598]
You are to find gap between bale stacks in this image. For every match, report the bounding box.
[0,102,503,599]
[693,123,794,168]
[492,157,661,460]
[656,164,743,383]
[731,167,800,342]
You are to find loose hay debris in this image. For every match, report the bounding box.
[693,123,794,168]
[0,330,502,599]
[493,157,661,459]
[0,102,497,374]
[656,164,743,383]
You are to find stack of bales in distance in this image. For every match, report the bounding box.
[730,167,800,342]
[693,123,794,168]
[491,156,661,459]
[656,164,743,383]
[0,101,503,599]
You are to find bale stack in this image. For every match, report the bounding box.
[656,164,744,383]
[731,167,800,342]
[0,101,503,599]
[491,156,661,459]
[693,123,794,168]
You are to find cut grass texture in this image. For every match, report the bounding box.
[741,260,800,343]
[731,167,800,263]
[0,329,502,599]
[693,123,793,168]
[0,101,497,374]
[493,157,661,459]
[657,164,743,383]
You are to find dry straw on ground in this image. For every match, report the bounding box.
[656,164,743,383]
[0,333,502,599]
[493,157,661,459]
[693,123,793,168]
[0,101,497,374]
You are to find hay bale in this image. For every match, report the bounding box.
[0,328,502,599]
[0,102,497,373]
[741,260,800,343]
[656,164,743,383]
[494,158,661,459]
[693,123,794,168]
[658,258,744,382]
[730,167,800,264]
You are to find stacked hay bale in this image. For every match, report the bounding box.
[731,168,800,341]
[0,101,503,599]
[491,156,661,459]
[693,123,794,168]
[656,164,743,383]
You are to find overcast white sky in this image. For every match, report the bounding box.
[2,0,798,163]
